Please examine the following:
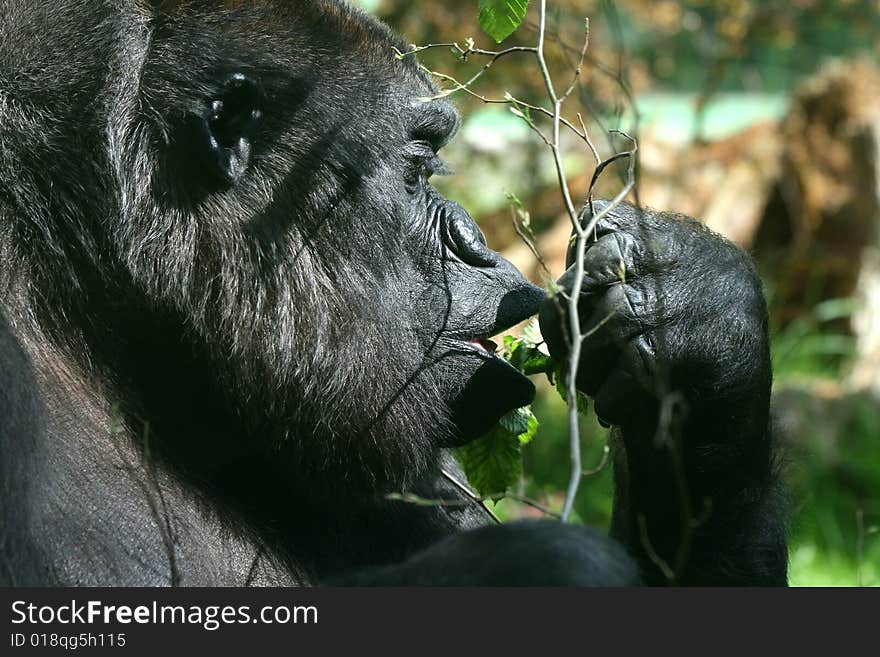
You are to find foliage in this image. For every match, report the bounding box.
[786,391,880,586]
[453,319,546,497]
[477,0,529,43]
[454,406,538,497]
[770,296,858,381]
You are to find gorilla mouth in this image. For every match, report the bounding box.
[458,334,531,386]
[446,334,536,443]
[467,337,499,354]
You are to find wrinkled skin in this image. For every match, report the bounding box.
[0,0,785,585]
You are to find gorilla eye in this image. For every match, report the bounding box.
[403,141,449,192]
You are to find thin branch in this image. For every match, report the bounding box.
[638,514,676,583]
[561,18,590,101]
[396,41,536,60]
[439,467,502,523]
[577,112,602,165]
[499,493,562,519]
[109,415,180,586]
[510,204,551,276]
[581,130,638,233]
[582,443,610,476]
[385,490,562,521]
[531,0,589,522]
[417,63,589,142]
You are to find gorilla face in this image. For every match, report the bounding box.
[96,1,542,493]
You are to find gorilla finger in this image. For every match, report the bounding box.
[572,342,617,397]
[574,294,648,396]
[595,335,660,426]
[580,283,643,338]
[565,200,642,261]
[540,280,641,366]
[538,293,567,363]
[558,231,640,293]
[593,368,646,427]
[618,333,658,395]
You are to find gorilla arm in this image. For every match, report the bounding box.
[539,202,788,586]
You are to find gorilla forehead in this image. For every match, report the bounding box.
[0,0,436,132]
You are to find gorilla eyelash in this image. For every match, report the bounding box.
[406,141,451,178]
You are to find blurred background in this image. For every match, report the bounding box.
[358,0,880,586]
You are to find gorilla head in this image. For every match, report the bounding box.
[0,0,542,501]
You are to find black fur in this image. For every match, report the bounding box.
[539,201,788,585]
[0,0,786,585]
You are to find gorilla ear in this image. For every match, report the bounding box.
[199,72,262,186]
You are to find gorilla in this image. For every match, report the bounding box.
[0,0,787,585]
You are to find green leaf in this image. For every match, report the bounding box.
[555,366,590,415]
[478,0,529,43]
[453,324,546,497]
[454,426,521,497]
[454,406,539,496]
[516,407,540,445]
[520,317,542,347]
[522,349,553,376]
[500,321,554,376]
[499,405,529,435]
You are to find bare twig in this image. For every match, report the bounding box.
[440,467,502,523]
[582,443,610,476]
[561,18,590,101]
[440,468,562,519]
[577,112,602,166]
[502,494,562,519]
[637,514,675,582]
[109,413,180,586]
[509,203,550,276]
[532,0,637,522]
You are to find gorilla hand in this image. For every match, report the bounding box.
[538,200,771,453]
[539,200,785,585]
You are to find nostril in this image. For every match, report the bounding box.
[443,204,497,268]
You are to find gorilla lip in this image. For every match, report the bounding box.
[468,338,498,354]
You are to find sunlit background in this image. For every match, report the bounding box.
[357,0,880,586]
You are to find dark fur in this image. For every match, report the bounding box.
[0,0,786,585]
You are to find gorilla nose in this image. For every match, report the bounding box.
[485,249,545,335]
[493,283,545,334]
[444,203,498,268]
[439,200,545,335]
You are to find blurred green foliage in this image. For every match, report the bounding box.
[785,391,880,586]
[770,299,879,586]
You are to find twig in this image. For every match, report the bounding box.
[417,64,591,144]
[582,443,610,476]
[509,204,550,276]
[501,493,562,519]
[577,112,602,166]
[439,468,563,520]
[109,414,181,586]
[637,514,675,583]
[440,467,501,523]
[561,19,590,101]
